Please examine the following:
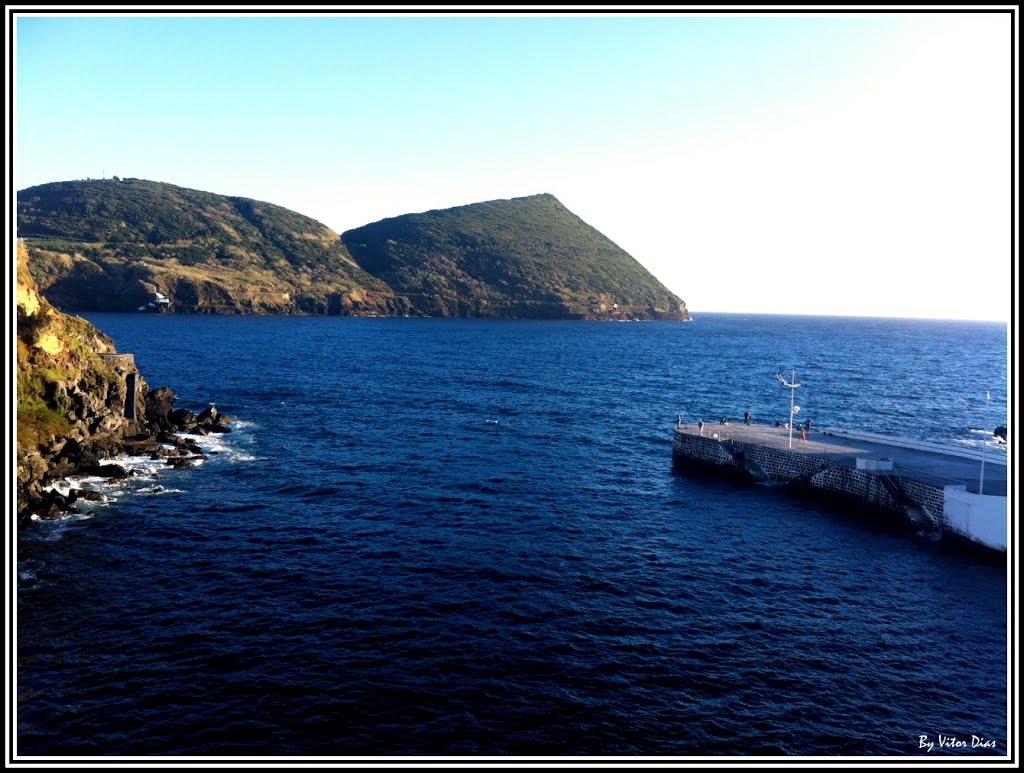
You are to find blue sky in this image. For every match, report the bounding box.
[14,12,1014,320]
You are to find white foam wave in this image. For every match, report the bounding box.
[953,433,1008,448]
[30,511,94,523]
[226,452,266,462]
[42,480,74,497]
[137,485,184,495]
[177,425,263,464]
[76,475,117,486]
[90,454,168,481]
[177,432,229,455]
[966,427,1005,439]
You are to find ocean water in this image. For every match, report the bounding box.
[16,313,1009,758]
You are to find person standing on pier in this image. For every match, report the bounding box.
[800,427,807,443]
[744,411,751,425]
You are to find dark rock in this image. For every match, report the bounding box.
[208,424,232,434]
[170,408,197,430]
[34,502,64,519]
[77,447,101,468]
[52,439,76,462]
[197,405,218,423]
[122,432,146,442]
[122,436,158,456]
[92,437,122,459]
[45,490,71,509]
[167,458,195,469]
[994,425,1007,441]
[79,463,128,479]
[44,437,69,457]
[29,488,79,518]
[145,387,176,431]
[52,439,113,474]
[47,458,78,480]
[77,489,107,502]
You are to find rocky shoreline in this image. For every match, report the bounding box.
[20,387,234,521]
[18,239,237,523]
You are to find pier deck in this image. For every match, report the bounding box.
[675,422,1007,496]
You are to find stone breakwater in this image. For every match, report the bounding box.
[672,426,949,535]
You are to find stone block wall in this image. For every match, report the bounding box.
[673,429,947,526]
[672,431,736,468]
[899,477,947,525]
[673,431,825,480]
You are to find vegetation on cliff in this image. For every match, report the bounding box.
[16,242,227,518]
[18,178,403,315]
[18,180,688,320]
[342,194,688,319]
[17,243,124,445]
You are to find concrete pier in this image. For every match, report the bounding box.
[673,421,1007,553]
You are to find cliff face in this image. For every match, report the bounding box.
[17,241,148,516]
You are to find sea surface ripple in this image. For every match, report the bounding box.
[17,314,1008,757]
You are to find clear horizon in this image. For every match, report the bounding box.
[13,11,1015,322]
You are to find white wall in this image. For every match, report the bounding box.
[944,486,1007,551]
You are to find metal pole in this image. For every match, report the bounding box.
[979,391,987,494]
[960,393,988,493]
[789,369,795,449]
[777,370,800,450]
[980,443,985,494]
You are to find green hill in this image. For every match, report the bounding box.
[342,193,688,319]
[18,181,689,320]
[17,178,404,315]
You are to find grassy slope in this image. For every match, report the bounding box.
[342,193,687,318]
[18,181,688,319]
[16,242,120,449]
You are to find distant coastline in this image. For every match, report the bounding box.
[18,180,688,322]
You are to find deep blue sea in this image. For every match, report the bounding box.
[17,313,1010,758]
